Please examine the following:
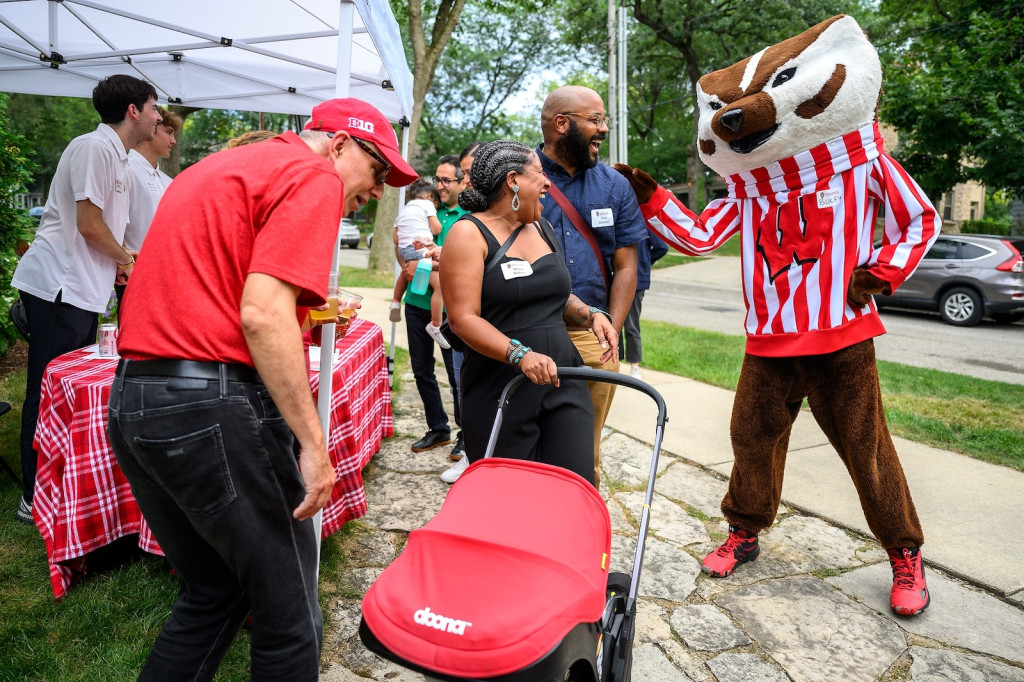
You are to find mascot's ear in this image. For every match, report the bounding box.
[613,163,659,204]
[847,267,892,308]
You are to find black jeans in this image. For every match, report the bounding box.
[405,302,460,433]
[20,290,98,501]
[107,368,322,681]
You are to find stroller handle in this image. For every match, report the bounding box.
[484,366,667,460]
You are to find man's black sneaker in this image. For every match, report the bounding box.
[449,432,465,461]
[411,430,451,452]
[16,496,33,525]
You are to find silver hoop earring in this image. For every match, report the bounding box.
[511,185,520,211]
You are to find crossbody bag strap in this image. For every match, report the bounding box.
[463,214,525,275]
[535,218,561,255]
[544,178,610,291]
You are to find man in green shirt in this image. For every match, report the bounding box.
[402,155,467,456]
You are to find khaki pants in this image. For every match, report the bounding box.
[569,329,620,487]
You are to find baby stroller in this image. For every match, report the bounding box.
[359,367,667,682]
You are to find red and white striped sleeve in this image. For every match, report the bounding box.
[640,186,742,257]
[867,154,942,291]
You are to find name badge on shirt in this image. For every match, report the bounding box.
[115,179,125,193]
[591,208,614,227]
[501,261,533,280]
[146,179,161,192]
[816,189,841,209]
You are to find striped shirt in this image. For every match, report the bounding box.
[642,123,940,357]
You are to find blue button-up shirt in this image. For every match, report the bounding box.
[537,145,647,309]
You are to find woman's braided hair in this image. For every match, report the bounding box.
[459,140,533,212]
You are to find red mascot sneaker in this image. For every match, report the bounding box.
[887,547,930,616]
[702,526,759,577]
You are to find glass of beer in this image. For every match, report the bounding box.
[337,289,363,323]
[309,273,340,322]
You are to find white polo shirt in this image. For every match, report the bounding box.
[12,124,131,314]
[124,149,172,252]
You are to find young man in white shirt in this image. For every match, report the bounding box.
[116,106,182,314]
[11,74,161,524]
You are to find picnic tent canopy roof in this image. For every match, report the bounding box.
[0,0,413,122]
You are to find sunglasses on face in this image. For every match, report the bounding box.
[329,132,392,186]
[352,137,392,186]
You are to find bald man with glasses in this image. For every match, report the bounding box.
[537,85,647,487]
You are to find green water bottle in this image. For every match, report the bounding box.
[410,258,433,295]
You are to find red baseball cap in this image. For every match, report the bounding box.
[304,98,417,187]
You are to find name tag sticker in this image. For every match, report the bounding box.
[816,189,841,209]
[591,208,614,227]
[146,180,161,192]
[114,179,125,193]
[501,261,533,280]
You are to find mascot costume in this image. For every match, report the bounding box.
[615,14,940,616]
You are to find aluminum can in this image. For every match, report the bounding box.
[97,324,119,357]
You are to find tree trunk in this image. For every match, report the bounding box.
[367,0,466,274]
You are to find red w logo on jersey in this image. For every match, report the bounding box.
[755,193,833,283]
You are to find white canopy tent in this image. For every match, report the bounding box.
[0,0,414,547]
[0,0,412,120]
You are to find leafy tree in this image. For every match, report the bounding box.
[876,0,1024,199]
[0,94,38,354]
[367,0,469,271]
[175,109,299,171]
[416,2,572,160]
[5,94,97,197]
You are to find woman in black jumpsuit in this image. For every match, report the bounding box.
[439,141,618,485]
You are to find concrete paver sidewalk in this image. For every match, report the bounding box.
[325,287,1024,681]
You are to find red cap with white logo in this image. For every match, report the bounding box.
[304,98,417,187]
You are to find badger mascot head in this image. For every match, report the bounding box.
[695,14,880,177]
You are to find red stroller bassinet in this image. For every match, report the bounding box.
[360,367,668,682]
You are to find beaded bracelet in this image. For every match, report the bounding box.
[588,306,612,324]
[506,338,532,367]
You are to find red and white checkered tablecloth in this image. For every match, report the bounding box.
[33,317,392,600]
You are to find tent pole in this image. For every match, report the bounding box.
[314,0,356,567]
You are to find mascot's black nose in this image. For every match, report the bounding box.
[721,109,744,133]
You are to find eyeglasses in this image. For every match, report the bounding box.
[559,112,611,127]
[433,176,459,186]
[350,136,392,186]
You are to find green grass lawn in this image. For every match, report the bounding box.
[641,320,1024,471]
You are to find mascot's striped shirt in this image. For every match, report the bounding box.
[642,122,941,357]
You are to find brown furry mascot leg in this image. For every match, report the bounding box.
[721,353,803,534]
[804,340,924,549]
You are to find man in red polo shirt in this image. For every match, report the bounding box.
[108,99,416,681]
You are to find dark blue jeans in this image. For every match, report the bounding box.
[107,369,322,681]
[405,302,460,433]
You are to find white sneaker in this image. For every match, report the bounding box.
[440,454,469,484]
[389,300,402,323]
[426,322,451,350]
[629,364,642,380]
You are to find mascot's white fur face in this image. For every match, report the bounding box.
[695,14,881,177]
